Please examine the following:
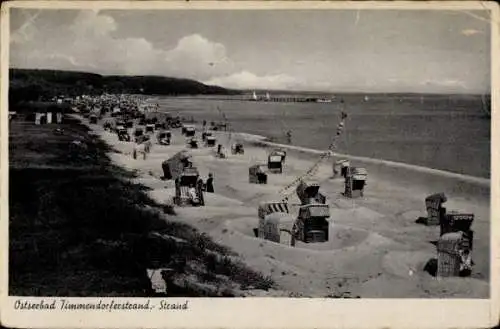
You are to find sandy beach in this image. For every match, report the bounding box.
[80,114,490,299]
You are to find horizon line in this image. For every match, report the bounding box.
[9,66,491,96]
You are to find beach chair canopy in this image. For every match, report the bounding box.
[352,167,367,175]
[297,180,321,196]
[299,204,330,218]
[179,173,199,186]
[258,202,290,219]
[264,212,293,224]
[273,150,286,157]
[446,212,474,232]
[249,164,263,172]
[182,167,199,176]
[426,193,447,204]
[351,167,368,181]
[340,160,350,168]
[177,151,191,161]
[269,155,282,163]
[437,232,467,254]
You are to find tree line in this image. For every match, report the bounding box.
[9,68,241,105]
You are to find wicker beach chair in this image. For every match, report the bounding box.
[344,167,367,198]
[425,193,447,226]
[437,231,472,277]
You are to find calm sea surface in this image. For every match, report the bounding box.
[152,94,490,178]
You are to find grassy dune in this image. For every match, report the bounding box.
[9,115,273,297]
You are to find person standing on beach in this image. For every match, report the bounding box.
[206,173,214,193]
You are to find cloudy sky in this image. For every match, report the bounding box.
[10,8,491,93]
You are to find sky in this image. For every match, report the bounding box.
[9,8,491,93]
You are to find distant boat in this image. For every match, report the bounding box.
[316,98,332,103]
[265,92,271,101]
[364,96,369,102]
[252,91,258,101]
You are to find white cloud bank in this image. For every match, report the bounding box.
[10,10,302,91]
[205,71,299,90]
[461,28,483,36]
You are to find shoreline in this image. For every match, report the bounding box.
[81,114,490,298]
[168,127,490,185]
[228,131,490,186]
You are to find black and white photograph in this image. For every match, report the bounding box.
[1,1,498,328]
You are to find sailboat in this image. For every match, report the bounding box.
[316,97,332,103]
[252,91,258,101]
[265,92,271,101]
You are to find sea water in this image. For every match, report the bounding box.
[154,93,490,179]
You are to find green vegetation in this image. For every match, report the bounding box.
[9,114,273,297]
[9,68,241,105]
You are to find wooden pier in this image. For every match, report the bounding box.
[248,97,326,103]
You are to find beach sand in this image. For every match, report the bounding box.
[81,117,490,298]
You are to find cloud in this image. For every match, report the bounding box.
[461,29,482,36]
[163,34,235,80]
[11,12,233,78]
[10,10,310,91]
[205,71,301,90]
[419,78,467,89]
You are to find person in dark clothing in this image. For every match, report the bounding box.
[206,173,214,193]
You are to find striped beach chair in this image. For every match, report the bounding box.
[257,202,292,242]
[258,202,290,219]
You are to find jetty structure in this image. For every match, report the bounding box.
[247,90,333,103]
